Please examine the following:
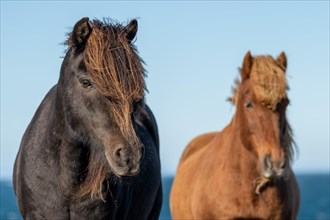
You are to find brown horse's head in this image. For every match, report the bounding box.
[230,51,294,180]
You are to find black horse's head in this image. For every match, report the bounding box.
[58,17,146,198]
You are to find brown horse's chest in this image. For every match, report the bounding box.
[193,159,285,219]
[205,176,287,219]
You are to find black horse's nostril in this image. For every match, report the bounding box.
[114,147,133,165]
[280,160,286,169]
[125,158,132,166]
[115,147,123,158]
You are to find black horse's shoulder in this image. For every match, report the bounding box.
[21,85,58,142]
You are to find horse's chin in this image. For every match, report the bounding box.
[110,165,140,178]
[104,156,140,178]
[260,168,290,181]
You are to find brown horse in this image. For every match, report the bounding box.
[170,52,300,219]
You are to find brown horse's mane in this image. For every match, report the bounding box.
[229,56,288,109]
[229,55,295,162]
[66,19,146,201]
[283,120,295,162]
[250,56,288,110]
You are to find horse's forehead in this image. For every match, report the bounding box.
[93,24,123,40]
[71,53,84,65]
[249,58,287,109]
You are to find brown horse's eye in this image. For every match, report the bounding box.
[133,100,142,111]
[246,101,254,109]
[80,79,92,88]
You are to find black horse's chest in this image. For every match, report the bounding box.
[68,150,160,220]
[65,126,160,219]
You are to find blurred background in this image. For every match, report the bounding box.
[1,1,329,219]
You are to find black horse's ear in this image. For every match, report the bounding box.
[277,51,287,69]
[71,17,92,48]
[125,19,138,43]
[241,51,254,80]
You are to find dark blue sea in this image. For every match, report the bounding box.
[1,174,329,220]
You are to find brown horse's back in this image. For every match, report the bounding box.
[180,132,218,163]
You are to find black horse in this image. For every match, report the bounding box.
[13,17,162,220]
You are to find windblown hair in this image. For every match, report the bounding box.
[73,145,111,201]
[84,19,146,148]
[250,56,288,110]
[67,19,146,201]
[283,120,296,163]
[229,56,288,110]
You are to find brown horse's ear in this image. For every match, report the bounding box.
[277,51,287,69]
[125,19,138,43]
[241,51,254,80]
[71,17,92,49]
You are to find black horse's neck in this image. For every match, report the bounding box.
[49,77,89,196]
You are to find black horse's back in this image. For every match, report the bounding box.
[13,17,162,220]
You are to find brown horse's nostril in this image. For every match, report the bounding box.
[280,160,286,169]
[264,154,272,169]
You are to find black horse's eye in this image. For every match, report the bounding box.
[246,101,254,109]
[80,79,92,88]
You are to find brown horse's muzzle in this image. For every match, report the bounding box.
[254,154,289,194]
[261,154,287,179]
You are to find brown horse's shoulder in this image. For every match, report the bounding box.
[180,132,218,163]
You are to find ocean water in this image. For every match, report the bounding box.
[1,174,329,220]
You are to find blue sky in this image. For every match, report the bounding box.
[1,1,329,179]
